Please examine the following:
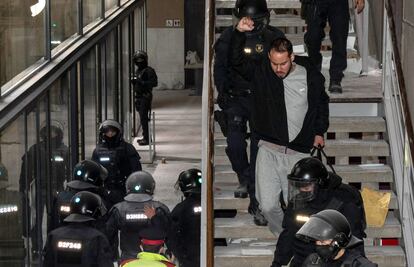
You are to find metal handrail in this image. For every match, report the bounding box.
[200,0,215,265]
[383,1,414,265]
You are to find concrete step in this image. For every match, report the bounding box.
[214,116,386,134]
[216,0,301,9]
[215,212,401,239]
[328,116,386,133]
[214,243,406,267]
[214,164,394,184]
[214,188,398,210]
[216,14,305,28]
[214,33,327,47]
[214,139,390,157]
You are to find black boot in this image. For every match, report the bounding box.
[234,183,248,198]
[137,138,149,146]
[328,80,343,94]
[248,201,268,226]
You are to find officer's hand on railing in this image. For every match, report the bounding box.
[144,205,156,219]
[236,17,255,32]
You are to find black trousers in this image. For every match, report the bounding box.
[224,96,259,205]
[304,0,350,82]
[135,96,152,141]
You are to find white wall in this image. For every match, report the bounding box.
[147,28,185,90]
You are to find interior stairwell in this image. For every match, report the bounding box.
[210,1,407,266]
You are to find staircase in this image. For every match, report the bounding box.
[212,1,406,266]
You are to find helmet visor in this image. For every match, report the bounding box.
[296,216,337,243]
[288,180,318,209]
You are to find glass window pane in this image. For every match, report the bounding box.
[83,0,101,28]
[49,73,71,177]
[51,0,78,51]
[105,30,117,120]
[24,99,47,264]
[134,7,144,51]
[0,0,45,90]
[0,115,26,264]
[82,49,98,157]
[121,19,131,141]
[105,0,118,13]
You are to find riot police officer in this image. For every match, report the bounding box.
[168,168,202,267]
[92,119,142,205]
[297,209,377,266]
[213,0,285,225]
[19,120,70,259]
[271,157,366,267]
[50,159,110,230]
[302,0,365,93]
[132,50,158,146]
[43,191,113,267]
[0,164,24,262]
[105,171,170,262]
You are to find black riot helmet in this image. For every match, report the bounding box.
[40,120,64,143]
[287,157,329,209]
[133,50,148,69]
[124,171,156,202]
[296,209,362,261]
[176,168,202,195]
[232,0,270,33]
[64,191,107,223]
[67,160,108,190]
[98,119,123,147]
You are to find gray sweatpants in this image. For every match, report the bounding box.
[255,142,309,235]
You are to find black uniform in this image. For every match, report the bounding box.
[133,65,157,143]
[214,25,285,203]
[303,251,378,267]
[19,134,70,256]
[92,141,141,205]
[105,194,170,261]
[43,191,112,267]
[272,173,366,267]
[50,187,111,230]
[168,195,201,267]
[303,0,350,83]
[43,223,114,267]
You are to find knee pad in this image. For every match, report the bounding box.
[227,114,247,132]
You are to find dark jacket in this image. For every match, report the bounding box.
[230,29,329,153]
[133,66,158,99]
[272,173,366,267]
[214,26,285,96]
[105,197,170,261]
[167,195,201,267]
[92,141,142,187]
[43,223,114,267]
